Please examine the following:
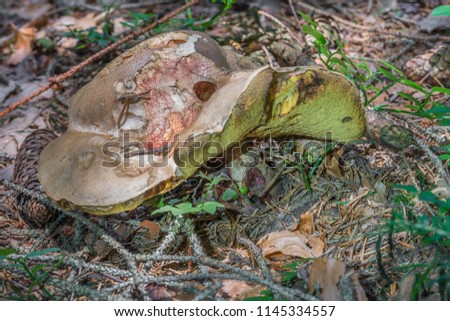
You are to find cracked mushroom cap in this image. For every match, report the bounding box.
[38,31,365,215]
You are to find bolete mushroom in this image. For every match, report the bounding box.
[38,31,365,215]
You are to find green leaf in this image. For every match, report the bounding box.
[25,248,60,259]
[400,79,427,94]
[378,67,398,82]
[211,176,228,186]
[175,202,195,211]
[441,144,450,152]
[31,264,51,275]
[201,201,224,214]
[239,186,249,196]
[437,118,450,126]
[431,5,450,16]
[420,104,450,117]
[0,248,16,259]
[392,184,418,194]
[302,25,326,45]
[329,57,348,70]
[152,205,178,215]
[380,60,403,75]
[431,86,450,96]
[397,92,421,106]
[222,188,239,201]
[419,191,450,210]
[297,11,317,27]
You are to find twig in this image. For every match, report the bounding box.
[293,1,450,42]
[1,180,138,273]
[257,10,304,48]
[135,254,318,301]
[288,0,301,25]
[0,0,199,119]
[141,216,183,272]
[238,237,272,282]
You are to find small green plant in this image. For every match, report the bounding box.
[0,248,62,300]
[65,3,116,50]
[197,171,229,196]
[152,200,224,216]
[127,0,235,33]
[66,27,116,50]
[120,12,156,30]
[299,11,449,126]
[184,0,235,31]
[388,185,449,300]
[431,5,450,17]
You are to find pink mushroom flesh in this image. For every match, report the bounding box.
[134,54,222,151]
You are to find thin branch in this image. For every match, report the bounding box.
[293,1,450,42]
[0,0,199,119]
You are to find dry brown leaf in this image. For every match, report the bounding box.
[6,25,36,65]
[138,220,161,240]
[308,258,345,300]
[257,230,324,259]
[293,211,314,235]
[51,13,99,49]
[145,284,175,300]
[221,280,253,300]
[51,13,98,32]
[11,3,53,20]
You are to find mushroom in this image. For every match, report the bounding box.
[38,31,365,215]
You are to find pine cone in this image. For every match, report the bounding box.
[7,129,57,228]
[403,43,450,87]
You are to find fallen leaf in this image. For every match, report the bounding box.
[51,13,98,32]
[293,211,314,235]
[221,280,253,300]
[257,230,324,259]
[145,284,174,300]
[0,106,48,157]
[6,25,36,65]
[11,3,53,20]
[138,220,161,240]
[308,258,346,300]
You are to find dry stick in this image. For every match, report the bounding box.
[292,1,450,42]
[3,179,150,298]
[0,0,199,119]
[135,254,318,301]
[288,0,301,25]
[2,180,138,272]
[141,216,183,272]
[7,254,133,278]
[238,237,272,283]
[257,10,304,48]
[183,219,219,300]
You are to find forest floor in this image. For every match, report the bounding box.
[0,0,449,301]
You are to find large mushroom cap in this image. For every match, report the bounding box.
[38,31,365,214]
